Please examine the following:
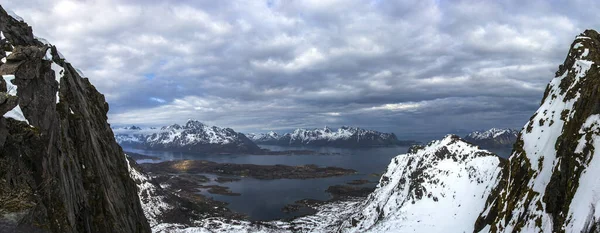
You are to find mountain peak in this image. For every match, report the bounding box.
[184,119,205,129]
[340,135,502,232]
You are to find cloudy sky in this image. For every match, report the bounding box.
[2,0,597,139]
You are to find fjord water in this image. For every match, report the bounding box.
[126,145,410,220]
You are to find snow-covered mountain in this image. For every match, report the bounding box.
[338,135,503,232]
[474,29,600,233]
[246,126,417,147]
[114,120,261,153]
[464,128,519,148]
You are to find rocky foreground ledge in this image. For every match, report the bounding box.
[141,160,357,180]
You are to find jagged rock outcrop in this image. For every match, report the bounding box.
[336,135,503,232]
[464,128,519,148]
[114,120,261,154]
[0,6,150,233]
[475,30,600,233]
[246,126,417,147]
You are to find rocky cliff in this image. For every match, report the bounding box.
[475,29,600,233]
[0,6,150,233]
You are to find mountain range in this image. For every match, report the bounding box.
[245,127,418,147]
[114,120,261,154]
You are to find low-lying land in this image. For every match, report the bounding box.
[141,160,357,180]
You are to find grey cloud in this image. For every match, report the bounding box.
[2,0,597,140]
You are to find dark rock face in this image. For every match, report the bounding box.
[0,6,150,233]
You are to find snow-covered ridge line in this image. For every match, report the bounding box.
[245,126,410,147]
[466,128,519,140]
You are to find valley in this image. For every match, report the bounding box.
[125,146,407,221]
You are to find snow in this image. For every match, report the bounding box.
[125,155,172,227]
[3,75,17,96]
[50,62,64,103]
[582,48,590,58]
[43,48,53,61]
[248,126,394,145]
[114,120,243,147]
[466,128,517,140]
[574,42,584,49]
[2,75,29,124]
[340,135,502,233]
[5,9,24,22]
[3,104,28,124]
[0,31,4,40]
[149,197,362,232]
[484,36,596,232]
[566,114,600,232]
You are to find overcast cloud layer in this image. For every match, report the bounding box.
[3,0,598,139]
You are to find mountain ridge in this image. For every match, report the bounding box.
[464,128,519,148]
[114,119,261,154]
[246,126,418,147]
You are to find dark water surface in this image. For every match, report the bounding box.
[126,145,409,220]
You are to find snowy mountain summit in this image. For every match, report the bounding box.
[246,126,417,147]
[114,119,261,153]
[464,128,519,148]
[338,135,503,232]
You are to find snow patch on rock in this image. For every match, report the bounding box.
[2,75,29,124]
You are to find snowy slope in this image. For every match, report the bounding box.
[476,30,600,233]
[338,135,503,233]
[125,156,171,227]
